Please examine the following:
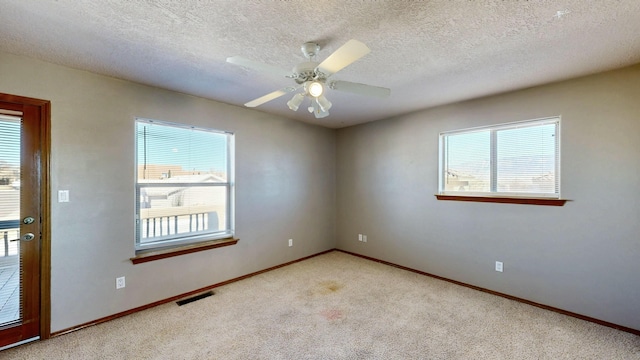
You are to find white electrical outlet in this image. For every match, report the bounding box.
[495,261,503,272]
[116,276,126,289]
[288,239,293,247]
[363,235,367,243]
[358,234,363,241]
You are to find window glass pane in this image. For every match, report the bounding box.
[137,122,227,182]
[135,119,232,249]
[444,131,490,192]
[137,185,228,246]
[439,117,559,197]
[496,124,556,194]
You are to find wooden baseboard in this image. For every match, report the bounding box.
[50,249,334,337]
[50,248,640,338]
[336,249,640,336]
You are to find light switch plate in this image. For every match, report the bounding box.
[58,190,69,202]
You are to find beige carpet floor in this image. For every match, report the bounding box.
[3,250,640,359]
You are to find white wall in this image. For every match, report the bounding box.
[336,65,640,331]
[0,51,336,332]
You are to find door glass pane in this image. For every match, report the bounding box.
[0,114,21,326]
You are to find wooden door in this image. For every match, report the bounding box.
[0,94,50,348]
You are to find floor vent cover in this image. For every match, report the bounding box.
[176,291,214,306]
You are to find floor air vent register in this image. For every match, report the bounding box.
[176,291,214,306]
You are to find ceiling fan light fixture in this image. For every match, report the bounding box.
[317,95,332,112]
[228,39,391,120]
[306,81,324,97]
[315,108,330,119]
[287,93,305,111]
[311,98,330,118]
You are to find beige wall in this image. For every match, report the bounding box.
[2,48,639,333]
[0,51,336,332]
[336,64,640,330]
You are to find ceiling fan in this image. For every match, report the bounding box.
[227,39,391,119]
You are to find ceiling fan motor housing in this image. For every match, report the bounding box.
[301,42,320,59]
[292,61,323,84]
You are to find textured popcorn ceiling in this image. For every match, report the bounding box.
[1,1,640,128]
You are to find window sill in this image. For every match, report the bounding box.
[131,237,239,264]
[435,194,568,206]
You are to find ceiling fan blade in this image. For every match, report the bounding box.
[244,87,296,107]
[227,56,293,78]
[315,39,370,77]
[329,80,391,98]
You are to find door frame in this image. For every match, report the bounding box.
[0,93,51,342]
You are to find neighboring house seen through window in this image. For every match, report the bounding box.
[135,118,234,251]
[439,117,560,198]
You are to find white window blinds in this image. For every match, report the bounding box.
[135,118,234,250]
[440,117,560,198]
[0,114,21,326]
[0,114,21,256]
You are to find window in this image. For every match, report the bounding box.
[135,118,234,251]
[439,117,560,198]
